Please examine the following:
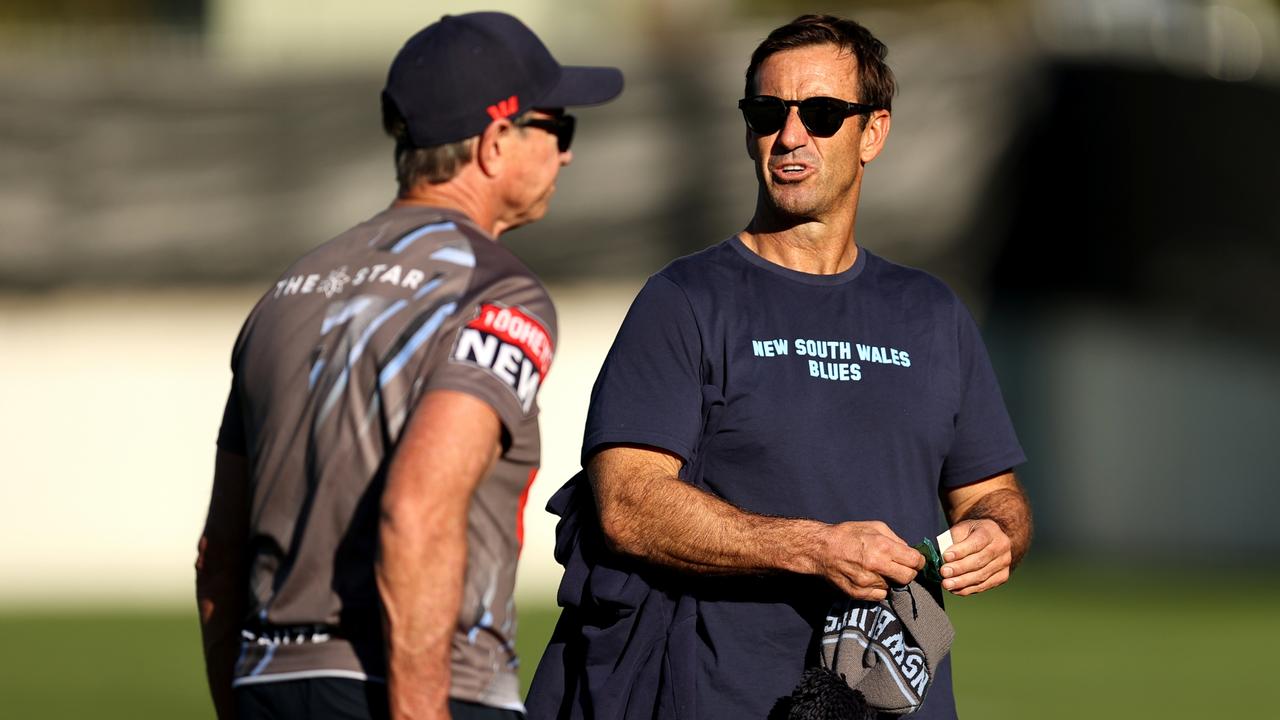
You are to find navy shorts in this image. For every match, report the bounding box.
[236,678,524,720]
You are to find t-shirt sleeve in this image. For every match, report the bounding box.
[423,278,557,443]
[582,273,704,464]
[940,302,1026,487]
[216,308,258,456]
[216,384,247,455]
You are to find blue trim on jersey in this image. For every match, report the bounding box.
[429,246,476,268]
[378,301,458,389]
[390,222,457,254]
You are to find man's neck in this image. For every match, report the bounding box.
[740,207,859,275]
[394,180,500,238]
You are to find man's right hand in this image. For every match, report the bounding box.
[811,521,925,601]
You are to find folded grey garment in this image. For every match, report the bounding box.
[819,581,955,714]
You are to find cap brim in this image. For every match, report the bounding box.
[538,66,624,108]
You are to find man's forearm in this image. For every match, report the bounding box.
[196,537,246,720]
[376,389,500,720]
[197,594,243,719]
[198,449,250,720]
[589,448,826,576]
[377,501,466,719]
[955,486,1032,568]
[588,447,924,603]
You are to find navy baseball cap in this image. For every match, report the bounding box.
[383,12,624,147]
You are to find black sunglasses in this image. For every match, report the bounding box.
[515,114,576,152]
[738,95,882,137]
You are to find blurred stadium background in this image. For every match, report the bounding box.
[2,0,1277,717]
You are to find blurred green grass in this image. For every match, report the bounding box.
[1,560,1274,718]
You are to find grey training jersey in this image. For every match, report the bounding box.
[217,204,556,710]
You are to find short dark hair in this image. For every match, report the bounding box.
[744,14,896,113]
[381,94,476,194]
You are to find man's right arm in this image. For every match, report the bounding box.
[589,445,924,601]
[377,389,502,720]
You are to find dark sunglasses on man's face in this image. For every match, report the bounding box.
[515,114,576,152]
[738,95,882,137]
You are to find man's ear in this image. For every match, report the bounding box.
[475,119,511,178]
[859,109,891,165]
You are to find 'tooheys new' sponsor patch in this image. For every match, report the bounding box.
[451,303,554,412]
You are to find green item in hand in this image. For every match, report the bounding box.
[914,537,943,584]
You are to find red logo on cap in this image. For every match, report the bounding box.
[486,95,520,121]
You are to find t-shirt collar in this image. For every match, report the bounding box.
[728,234,869,286]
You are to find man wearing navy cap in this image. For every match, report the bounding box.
[196,13,622,720]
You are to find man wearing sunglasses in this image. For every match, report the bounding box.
[529,14,1030,720]
[196,12,621,720]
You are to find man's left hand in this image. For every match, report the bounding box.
[939,471,1031,596]
[939,518,1012,596]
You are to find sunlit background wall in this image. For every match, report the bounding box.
[2,0,1277,716]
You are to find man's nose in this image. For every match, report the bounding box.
[776,106,809,148]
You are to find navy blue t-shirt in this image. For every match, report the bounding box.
[583,236,1025,719]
